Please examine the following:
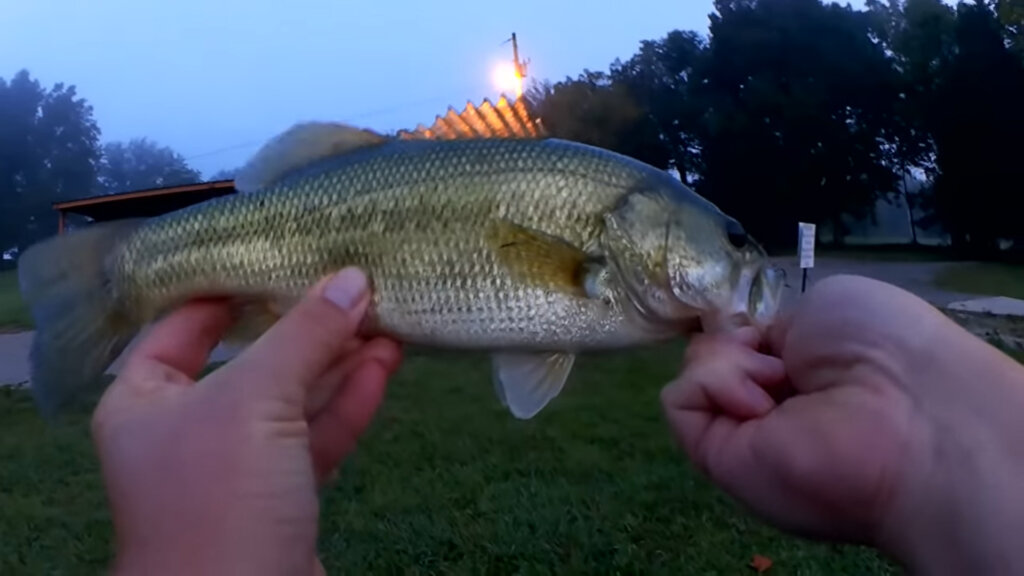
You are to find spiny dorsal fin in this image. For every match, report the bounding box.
[235,122,388,193]
[395,94,546,141]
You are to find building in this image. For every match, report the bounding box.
[52,179,237,234]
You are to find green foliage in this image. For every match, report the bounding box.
[998,0,1024,56]
[0,70,102,251]
[696,0,904,248]
[528,0,1024,254]
[609,30,709,182]
[524,70,673,170]
[209,167,239,180]
[0,269,32,331]
[933,261,1024,299]
[0,348,898,574]
[0,70,205,252]
[97,137,203,194]
[927,1,1024,253]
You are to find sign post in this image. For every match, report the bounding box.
[798,222,816,293]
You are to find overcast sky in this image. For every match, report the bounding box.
[1,0,864,179]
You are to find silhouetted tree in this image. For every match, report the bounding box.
[97,138,202,194]
[691,0,904,248]
[210,167,239,180]
[0,69,101,250]
[608,30,708,183]
[927,0,1024,253]
[524,70,673,170]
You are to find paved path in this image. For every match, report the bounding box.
[768,257,983,310]
[0,257,1007,387]
[0,329,239,387]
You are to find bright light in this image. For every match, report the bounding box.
[491,61,523,97]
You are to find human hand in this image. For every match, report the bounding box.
[91,268,402,576]
[661,274,1024,574]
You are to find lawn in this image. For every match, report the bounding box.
[932,262,1024,300]
[0,269,32,332]
[0,346,898,574]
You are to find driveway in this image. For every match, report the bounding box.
[769,256,979,308]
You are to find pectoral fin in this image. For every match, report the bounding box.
[492,351,576,419]
[488,220,606,298]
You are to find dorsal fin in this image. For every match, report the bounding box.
[234,95,545,193]
[395,93,547,141]
[234,122,388,193]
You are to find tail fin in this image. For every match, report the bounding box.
[17,219,145,418]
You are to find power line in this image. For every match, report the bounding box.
[184,83,496,163]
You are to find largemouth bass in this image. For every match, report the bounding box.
[18,96,784,419]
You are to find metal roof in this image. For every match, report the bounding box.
[54,180,237,221]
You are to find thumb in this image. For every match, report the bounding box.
[221,267,371,399]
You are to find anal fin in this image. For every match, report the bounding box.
[492,351,576,419]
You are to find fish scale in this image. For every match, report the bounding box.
[17,96,782,419]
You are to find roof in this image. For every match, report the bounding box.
[54,180,237,221]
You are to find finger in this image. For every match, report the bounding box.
[682,335,785,386]
[664,366,779,420]
[765,307,795,357]
[663,343,787,434]
[305,338,402,417]
[308,358,394,481]
[224,268,370,398]
[724,325,762,350]
[124,299,235,382]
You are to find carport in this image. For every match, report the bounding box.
[52,179,237,234]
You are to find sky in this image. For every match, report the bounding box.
[1,0,864,180]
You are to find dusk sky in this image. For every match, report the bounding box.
[2,0,865,179]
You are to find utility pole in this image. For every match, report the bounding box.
[510,32,528,80]
[503,32,530,96]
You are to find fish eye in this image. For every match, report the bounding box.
[725,219,748,249]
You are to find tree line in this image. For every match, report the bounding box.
[0,70,211,254]
[3,0,1023,257]
[525,0,1024,255]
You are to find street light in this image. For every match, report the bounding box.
[492,60,523,97]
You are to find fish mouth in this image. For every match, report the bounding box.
[697,262,785,334]
[747,263,786,326]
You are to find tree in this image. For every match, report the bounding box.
[927,0,1024,253]
[97,138,201,194]
[866,0,957,243]
[524,70,673,170]
[690,0,904,249]
[609,30,709,183]
[210,167,239,180]
[0,69,101,251]
[997,0,1024,57]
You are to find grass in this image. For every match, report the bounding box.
[932,262,1024,299]
[0,346,898,575]
[0,269,32,332]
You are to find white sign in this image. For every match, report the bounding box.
[798,222,816,269]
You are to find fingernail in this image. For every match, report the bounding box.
[324,268,368,310]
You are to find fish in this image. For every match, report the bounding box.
[17,95,785,420]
